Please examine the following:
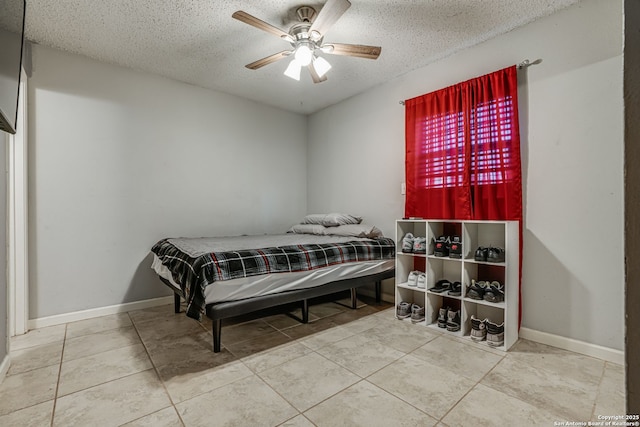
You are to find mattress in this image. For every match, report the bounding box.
[152,254,395,304]
[151,233,396,319]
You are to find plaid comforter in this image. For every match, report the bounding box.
[151,237,396,320]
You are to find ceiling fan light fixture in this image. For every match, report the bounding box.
[284,59,302,80]
[313,56,332,77]
[294,43,313,66]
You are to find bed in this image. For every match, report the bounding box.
[150,216,396,352]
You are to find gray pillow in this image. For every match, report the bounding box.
[323,224,383,238]
[302,213,363,227]
[288,223,327,235]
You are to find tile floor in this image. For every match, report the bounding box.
[0,295,626,426]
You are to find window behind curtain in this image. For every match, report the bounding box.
[423,110,465,189]
[470,97,515,185]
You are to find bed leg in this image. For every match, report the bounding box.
[173,293,181,313]
[212,320,222,353]
[375,280,381,303]
[350,288,357,309]
[302,300,309,323]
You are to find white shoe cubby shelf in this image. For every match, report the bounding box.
[395,219,519,351]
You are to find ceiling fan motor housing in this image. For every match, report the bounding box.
[296,6,317,23]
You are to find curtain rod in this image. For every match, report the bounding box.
[398,59,541,105]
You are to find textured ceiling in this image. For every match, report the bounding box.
[5,0,579,114]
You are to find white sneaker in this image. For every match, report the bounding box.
[417,273,426,289]
[407,271,419,286]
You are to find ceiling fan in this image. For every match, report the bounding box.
[232,0,381,83]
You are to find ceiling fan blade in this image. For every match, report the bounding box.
[232,11,292,40]
[322,43,381,60]
[246,51,292,70]
[309,0,351,39]
[308,63,328,84]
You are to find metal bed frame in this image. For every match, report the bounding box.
[160,268,394,352]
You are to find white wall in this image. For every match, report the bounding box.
[308,0,624,350]
[28,45,308,318]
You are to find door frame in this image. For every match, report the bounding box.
[8,67,29,337]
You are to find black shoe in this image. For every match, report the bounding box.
[434,236,450,257]
[448,281,462,296]
[449,236,462,259]
[437,306,449,328]
[446,309,461,332]
[470,316,487,341]
[486,319,505,347]
[474,246,488,262]
[466,280,487,300]
[430,279,451,293]
[487,247,505,263]
[483,281,505,303]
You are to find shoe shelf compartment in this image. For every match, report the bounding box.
[395,219,519,351]
[426,294,463,337]
[426,257,461,289]
[397,220,427,254]
[463,301,507,351]
[462,262,506,308]
[396,287,427,325]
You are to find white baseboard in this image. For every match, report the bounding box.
[27,296,174,331]
[23,295,624,365]
[519,327,624,365]
[0,354,10,385]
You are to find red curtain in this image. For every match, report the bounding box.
[405,66,523,326]
[405,66,521,220]
[405,85,472,219]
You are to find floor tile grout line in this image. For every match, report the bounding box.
[49,323,68,427]
[361,345,503,423]
[253,369,304,419]
[504,349,607,408]
[474,353,599,421]
[3,302,622,425]
[248,318,386,419]
[131,304,313,423]
[359,353,444,420]
[120,407,184,427]
[128,311,187,427]
[298,376,371,418]
[404,338,507,423]
[236,341,308,375]
[63,313,135,341]
[436,382,483,424]
[590,359,609,420]
[136,305,278,406]
[355,374,443,422]
[236,303,408,418]
[311,333,410,380]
